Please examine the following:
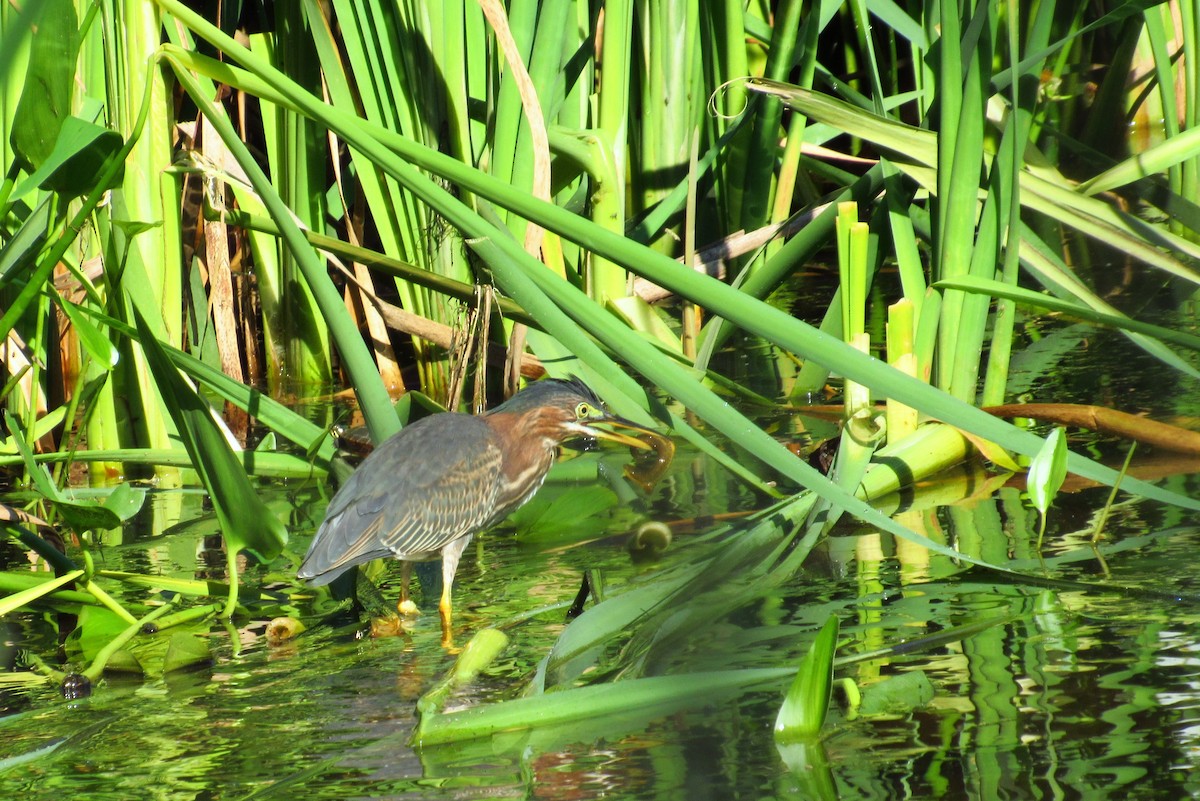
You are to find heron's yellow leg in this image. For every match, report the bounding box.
[437,535,471,649]
[397,561,419,617]
[438,584,454,649]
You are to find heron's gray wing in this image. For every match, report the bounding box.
[298,414,503,585]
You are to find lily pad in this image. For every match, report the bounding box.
[162,633,212,674]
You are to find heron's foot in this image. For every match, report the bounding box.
[397,598,420,617]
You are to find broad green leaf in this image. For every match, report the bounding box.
[68,604,129,663]
[52,500,122,533]
[162,633,212,674]
[103,650,144,675]
[775,615,839,742]
[12,116,125,200]
[131,307,287,562]
[100,483,147,523]
[0,196,52,285]
[857,670,935,717]
[8,0,79,168]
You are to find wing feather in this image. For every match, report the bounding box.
[298,413,505,585]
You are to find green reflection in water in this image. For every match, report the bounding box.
[4,399,1200,799]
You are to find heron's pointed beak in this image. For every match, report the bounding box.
[565,414,661,451]
[587,415,660,450]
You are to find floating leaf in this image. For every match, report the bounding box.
[857,670,935,717]
[103,649,145,675]
[68,605,128,663]
[162,633,212,674]
[52,499,122,533]
[100,483,147,523]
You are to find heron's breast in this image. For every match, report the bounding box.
[491,443,557,520]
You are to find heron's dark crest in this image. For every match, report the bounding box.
[485,375,601,416]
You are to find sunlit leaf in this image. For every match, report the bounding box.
[1079,124,1200,196]
[162,633,212,674]
[415,667,793,747]
[59,298,119,369]
[0,407,66,455]
[12,116,125,200]
[774,615,839,742]
[131,307,287,562]
[100,483,147,523]
[0,569,83,617]
[8,0,79,168]
[68,605,129,663]
[1028,427,1068,517]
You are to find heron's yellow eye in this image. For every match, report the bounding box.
[574,401,596,419]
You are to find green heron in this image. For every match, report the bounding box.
[298,377,657,644]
